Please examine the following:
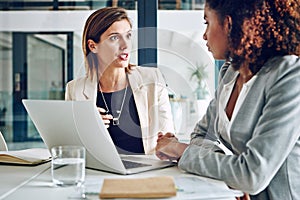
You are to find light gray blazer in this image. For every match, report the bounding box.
[178,55,300,200]
[65,66,175,154]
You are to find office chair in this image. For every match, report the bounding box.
[0,131,8,151]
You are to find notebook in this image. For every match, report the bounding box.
[0,148,51,166]
[22,99,175,175]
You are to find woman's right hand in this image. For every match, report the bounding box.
[156,132,188,162]
[97,107,113,129]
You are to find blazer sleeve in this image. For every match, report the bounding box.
[65,81,73,100]
[65,79,80,101]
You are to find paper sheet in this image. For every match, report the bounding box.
[84,175,243,200]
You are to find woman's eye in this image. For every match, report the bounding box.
[110,35,119,41]
[127,33,132,39]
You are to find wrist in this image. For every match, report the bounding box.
[174,143,188,161]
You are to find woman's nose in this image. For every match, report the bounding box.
[203,32,207,41]
[120,36,130,50]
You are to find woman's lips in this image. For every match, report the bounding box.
[119,53,128,61]
[206,44,211,52]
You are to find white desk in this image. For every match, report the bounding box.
[0,163,50,199]
[0,162,242,200]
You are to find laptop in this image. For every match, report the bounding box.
[0,131,8,151]
[22,99,175,175]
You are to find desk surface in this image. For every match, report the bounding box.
[0,163,50,199]
[0,162,242,200]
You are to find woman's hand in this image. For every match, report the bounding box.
[155,132,188,161]
[236,193,251,200]
[97,107,113,128]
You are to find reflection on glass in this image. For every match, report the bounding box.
[27,34,66,139]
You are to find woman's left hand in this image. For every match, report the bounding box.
[97,107,113,128]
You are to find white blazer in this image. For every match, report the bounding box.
[65,66,175,154]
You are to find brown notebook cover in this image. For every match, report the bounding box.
[99,176,177,199]
[0,148,51,166]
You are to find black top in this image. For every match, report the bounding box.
[96,86,144,154]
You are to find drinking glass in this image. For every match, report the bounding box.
[51,145,85,187]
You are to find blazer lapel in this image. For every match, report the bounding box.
[127,70,149,129]
[82,77,98,103]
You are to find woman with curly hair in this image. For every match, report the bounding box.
[156,0,300,199]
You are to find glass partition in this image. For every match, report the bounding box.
[27,34,66,139]
[0,32,12,142]
[0,0,204,11]
[0,32,70,146]
[157,10,213,140]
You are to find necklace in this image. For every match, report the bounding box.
[99,84,128,126]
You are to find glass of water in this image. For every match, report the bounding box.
[51,145,86,187]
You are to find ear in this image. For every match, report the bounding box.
[224,16,232,34]
[87,39,98,53]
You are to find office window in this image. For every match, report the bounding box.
[157,10,214,136]
[0,0,136,10]
[0,0,205,11]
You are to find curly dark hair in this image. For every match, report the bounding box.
[206,0,300,73]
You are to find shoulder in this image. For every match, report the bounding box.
[131,66,161,75]
[66,76,92,89]
[129,66,163,80]
[264,55,300,70]
[258,55,300,91]
[128,66,166,89]
[67,76,89,85]
[260,55,300,78]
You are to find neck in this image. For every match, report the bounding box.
[99,68,127,92]
[238,66,253,83]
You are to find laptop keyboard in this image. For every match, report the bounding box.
[121,160,151,169]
